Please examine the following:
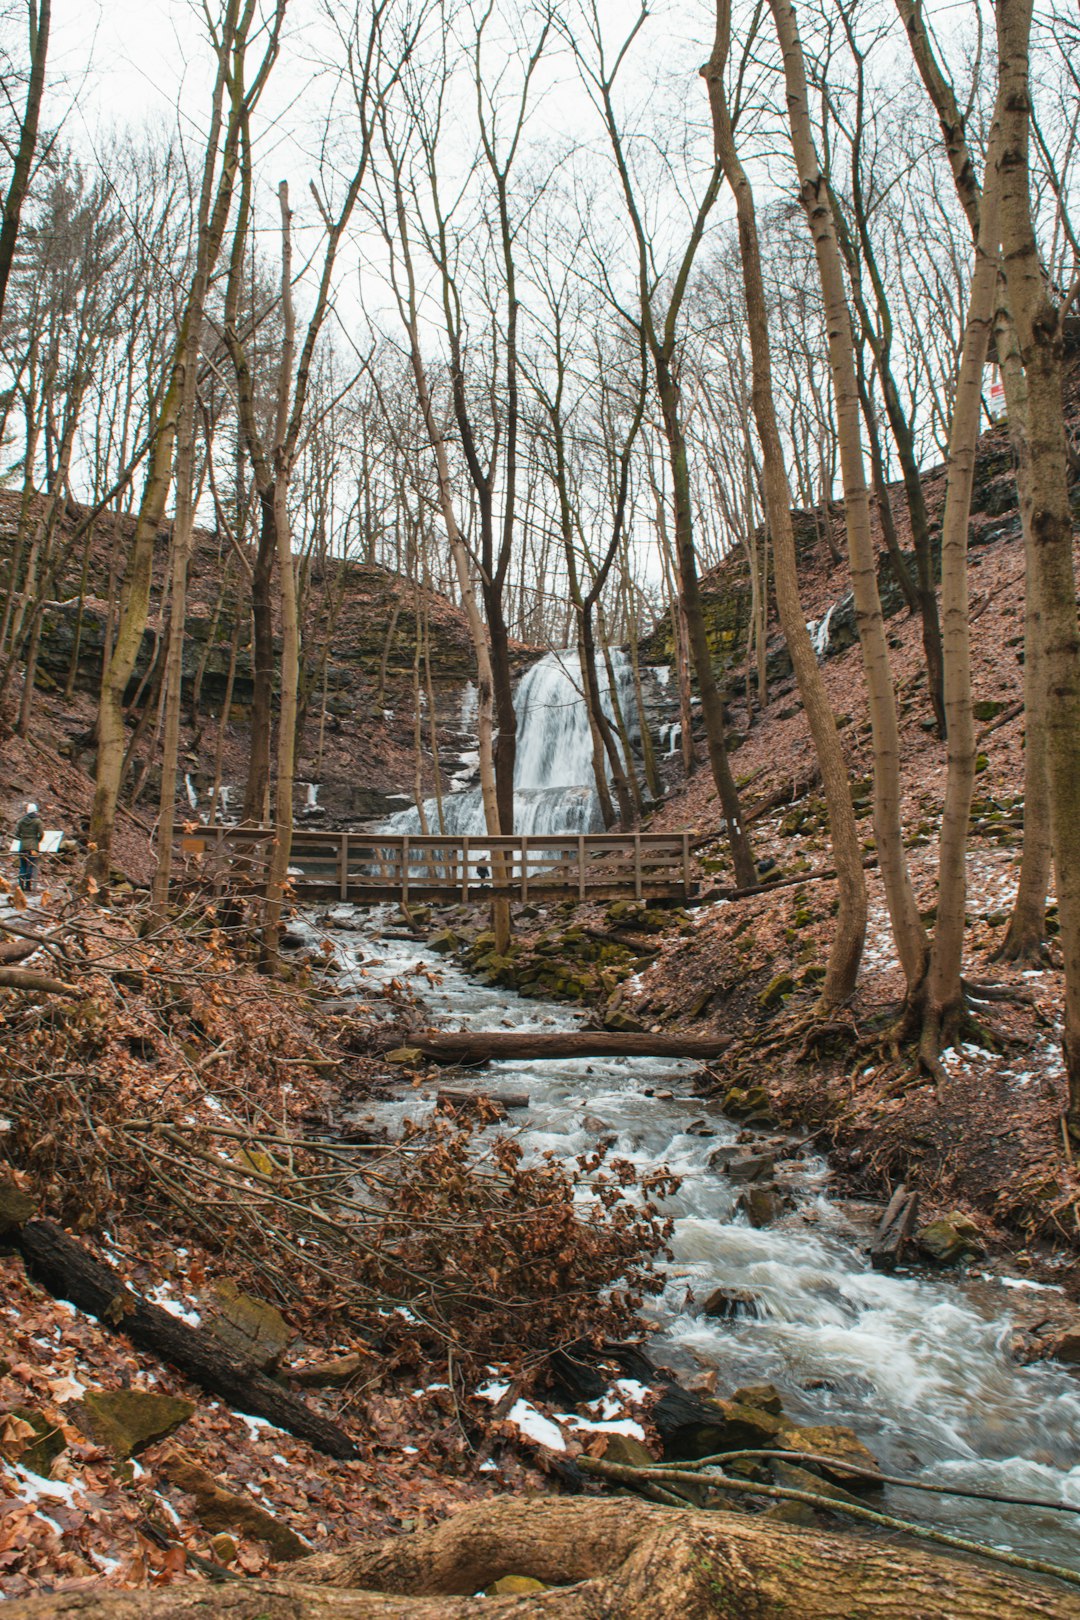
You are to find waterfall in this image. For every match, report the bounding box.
[184,774,199,812]
[385,648,638,837]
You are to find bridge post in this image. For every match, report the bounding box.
[339,833,348,901]
[461,837,470,904]
[401,836,410,911]
[633,832,642,900]
[521,837,529,904]
[577,835,586,902]
[682,831,690,899]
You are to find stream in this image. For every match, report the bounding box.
[293,902,1080,1572]
[286,648,1080,1570]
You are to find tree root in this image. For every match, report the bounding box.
[2,1496,1077,1619]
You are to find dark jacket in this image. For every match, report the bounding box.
[15,812,42,849]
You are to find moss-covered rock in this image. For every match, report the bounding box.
[758,972,795,1010]
[77,1390,195,1458]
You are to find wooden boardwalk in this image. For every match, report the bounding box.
[180,826,694,905]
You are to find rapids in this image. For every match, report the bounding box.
[309,642,1080,1568]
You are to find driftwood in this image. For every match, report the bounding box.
[1,1495,1075,1618]
[435,1088,530,1114]
[380,1031,733,1064]
[15,1219,357,1460]
[693,855,879,908]
[869,1183,920,1272]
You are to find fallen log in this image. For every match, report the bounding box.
[1,1495,1075,1617]
[379,1031,733,1064]
[15,1219,357,1460]
[435,1088,530,1114]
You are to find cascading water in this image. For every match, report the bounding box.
[288,902,1080,1569]
[386,648,639,837]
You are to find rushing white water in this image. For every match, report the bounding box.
[294,904,1080,1568]
[305,782,320,809]
[184,774,199,812]
[808,601,837,659]
[387,648,639,838]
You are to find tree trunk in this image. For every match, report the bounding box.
[768,0,927,992]
[996,0,1080,1130]
[377,1031,733,1063]
[0,0,50,326]
[704,23,867,1007]
[916,118,1002,1069]
[657,353,756,887]
[243,502,276,825]
[2,1496,1074,1619]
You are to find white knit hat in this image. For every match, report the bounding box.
[26,802,37,814]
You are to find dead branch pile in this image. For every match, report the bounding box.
[0,895,676,1375]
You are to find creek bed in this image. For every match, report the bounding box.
[306,903,1080,1570]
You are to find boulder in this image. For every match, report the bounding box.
[700,1287,764,1320]
[1046,1325,1080,1365]
[758,973,794,1010]
[385,1046,424,1065]
[769,1458,865,1509]
[775,1424,882,1491]
[427,929,460,954]
[653,1387,786,1460]
[738,1184,786,1227]
[916,1212,983,1265]
[289,1351,366,1389]
[603,1008,646,1033]
[708,1147,775,1184]
[600,1433,656,1470]
[206,1280,292,1373]
[720,1085,776,1126]
[77,1390,195,1458]
[730,1383,783,1415]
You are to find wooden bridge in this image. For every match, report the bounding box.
[180,826,695,906]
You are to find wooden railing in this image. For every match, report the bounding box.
[179,826,694,905]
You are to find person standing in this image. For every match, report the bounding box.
[15,801,42,893]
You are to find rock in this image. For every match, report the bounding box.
[708,1147,775,1184]
[916,1212,983,1265]
[600,1433,656,1470]
[427,929,460,954]
[209,1533,238,1564]
[1046,1326,1080,1365]
[603,1008,645,1033]
[770,1459,866,1508]
[730,1383,783,1415]
[653,1387,785,1460]
[776,1424,882,1491]
[738,1183,785,1227]
[720,1085,776,1125]
[385,1046,424,1065]
[289,1351,366,1388]
[0,1407,65,1476]
[487,1576,548,1595]
[0,1173,35,1234]
[763,1500,820,1526]
[160,1448,309,1560]
[206,1280,292,1372]
[758,972,794,1010]
[700,1287,764,1320]
[77,1390,195,1458]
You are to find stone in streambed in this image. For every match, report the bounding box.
[708,1146,775,1183]
[700,1287,764,1320]
[600,1433,656,1469]
[770,1459,866,1509]
[730,1383,783,1415]
[738,1183,786,1227]
[916,1212,983,1265]
[77,1390,195,1458]
[775,1424,882,1491]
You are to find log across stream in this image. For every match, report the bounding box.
[307,903,1080,1572]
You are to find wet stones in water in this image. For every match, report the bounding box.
[737,1183,787,1227]
[708,1146,775,1184]
[427,928,461,954]
[700,1286,765,1320]
[652,1386,786,1459]
[730,1382,783,1414]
